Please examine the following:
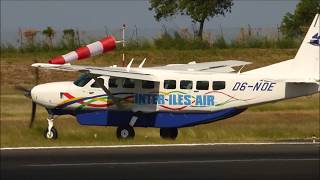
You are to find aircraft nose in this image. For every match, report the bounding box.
[31,85,40,102]
[31,84,53,106]
[30,82,73,108]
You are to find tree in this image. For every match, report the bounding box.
[63,29,76,49]
[280,0,320,37]
[149,0,233,40]
[42,26,55,48]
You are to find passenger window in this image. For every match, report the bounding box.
[123,78,135,88]
[196,81,209,90]
[164,80,176,89]
[108,78,118,88]
[91,78,104,88]
[212,81,226,90]
[142,80,154,89]
[180,80,193,89]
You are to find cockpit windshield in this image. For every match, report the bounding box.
[73,74,92,87]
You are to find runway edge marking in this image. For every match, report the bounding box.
[1,142,319,151]
[26,158,319,167]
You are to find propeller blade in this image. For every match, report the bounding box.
[29,101,36,128]
[15,85,31,98]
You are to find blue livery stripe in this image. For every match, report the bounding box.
[75,108,246,128]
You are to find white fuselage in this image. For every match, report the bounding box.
[31,68,318,113]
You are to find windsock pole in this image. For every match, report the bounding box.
[122,24,126,67]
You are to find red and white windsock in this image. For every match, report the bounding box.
[49,35,116,64]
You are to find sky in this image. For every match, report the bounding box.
[1,0,299,43]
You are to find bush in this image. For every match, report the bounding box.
[126,38,153,50]
[214,36,228,49]
[276,38,301,49]
[154,31,210,50]
[0,43,18,53]
[1,27,302,53]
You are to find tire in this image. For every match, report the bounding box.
[160,128,178,140]
[117,126,135,139]
[44,127,58,140]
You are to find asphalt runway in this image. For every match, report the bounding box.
[1,143,319,180]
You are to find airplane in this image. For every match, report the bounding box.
[19,14,319,140]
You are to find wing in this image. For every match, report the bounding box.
[32,63,159,81]
[152,60,251,73]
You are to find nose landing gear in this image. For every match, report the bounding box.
[44,114,58,140]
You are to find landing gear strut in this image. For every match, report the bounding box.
[116,126,135,139]
[44,114,58,140]
[160,128,178,140]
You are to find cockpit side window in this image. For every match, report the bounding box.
[123,78,135,88]
[73,74,92,87]
[108,78,118,88]
[91,78,104,88]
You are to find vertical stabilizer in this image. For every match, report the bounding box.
[292,14,319,80]
[245,14,320,82]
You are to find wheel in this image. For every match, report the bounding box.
[160,128,178,140]
[116,126,135,139]
[44,127,58,140]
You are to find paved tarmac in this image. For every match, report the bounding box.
[1,143,319,180]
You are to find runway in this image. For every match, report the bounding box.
[1,143,319,180]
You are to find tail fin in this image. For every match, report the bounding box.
[245,14,319,81]
[292,14,319,80]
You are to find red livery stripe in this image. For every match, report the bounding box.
[75,47,91,60]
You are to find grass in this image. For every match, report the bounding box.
[0,49,319,147]
[250,95,319,111]
[1,110,318,147]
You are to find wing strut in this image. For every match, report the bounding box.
[90,74,123,109]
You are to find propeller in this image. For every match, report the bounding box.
[15,85,36,128]
[30,101,36,128]
[15,85,31,98]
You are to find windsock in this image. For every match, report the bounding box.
[49,35,116,64]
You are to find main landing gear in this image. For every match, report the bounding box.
[116,126,135,139]
[115,113,179,140]
[116,126,179,140]
[116,115,138,140]
[160,128,178,140]
[44,114,58,140]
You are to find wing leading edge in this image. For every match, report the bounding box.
[32,63,159,81]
